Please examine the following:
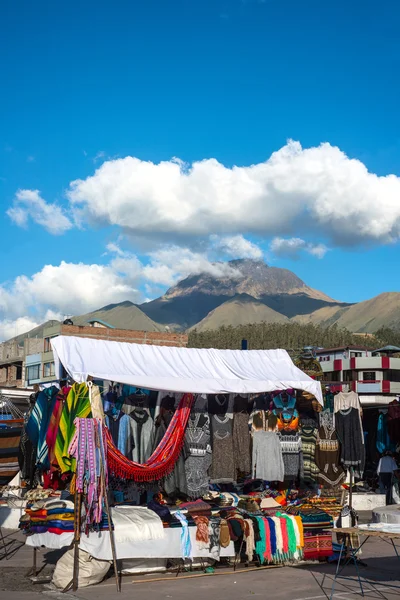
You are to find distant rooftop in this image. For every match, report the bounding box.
[86,319,115,329]
[372,345,400,354]
[315,345,373,354]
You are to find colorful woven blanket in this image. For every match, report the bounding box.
[54,383,92,473]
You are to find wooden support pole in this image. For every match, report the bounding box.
[101,467,121,592]
[72,490,82,592]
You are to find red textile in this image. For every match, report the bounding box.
[279,517,289,554]
[106,393,194,482]
[262,518,272,562]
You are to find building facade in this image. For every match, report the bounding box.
[316,345,400,405]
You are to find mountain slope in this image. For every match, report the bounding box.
[140,258,343,328]
[191,294,289,332]
[332,293,400,333]
[73,301,165,332]
[292,293,400,333]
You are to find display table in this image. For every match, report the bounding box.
[330,526,400,600]
[26,527,235,561]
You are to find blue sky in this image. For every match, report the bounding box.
[1,0,400,338]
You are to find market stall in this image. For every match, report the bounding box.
[12,337,358,590]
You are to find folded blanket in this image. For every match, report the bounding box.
[47,507,74,516]
[111,506,165,543]
[46,513,74,521]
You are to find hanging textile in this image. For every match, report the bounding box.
[335,407,365,478]
[175,510,192,560]
[47,386,70,471]
[26,386,59,471]
[185,396,212,499]
[68,418,107,527]
[54,383,92,474]
[105,393,194,482]
[388,400,400,444]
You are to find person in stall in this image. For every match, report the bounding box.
[377,451,400,504]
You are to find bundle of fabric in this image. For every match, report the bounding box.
[110,506,165,543]
[178,499,212,517]
[286,506,333,561]
[303,530,333,561]
[106,394,194,482]
[68,417,107,527]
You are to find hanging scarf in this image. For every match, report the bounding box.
[294,515,304,548]
[244,518,255,562]
[105,393,194,482]
[208,517,221,560]
[47,387,70,471]
[68,418,107,527]
[262,518,272,563]
[193,516,209,548]
[175,510,192,560]
[255,516,266,564]
[54,383,92,473]
[271,516,283,560]
[280,514,297,559]
[266,517,277,557]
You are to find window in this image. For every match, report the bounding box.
[44,337,53,352]
[343,370,357,382]
[350,352,363,358]
[319,355,330,362]
[16,365,22,380]
[384,370,400,382]
[363,371,376,382]
[26,364,40,382]
[43,361,55,377]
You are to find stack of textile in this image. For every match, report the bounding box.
[20,500,75,535]
[286,506,333,561]
[19,498,112,535]
[299,497,343,521]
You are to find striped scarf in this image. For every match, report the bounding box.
[105,393,194,482]
[68,417,107,526]
[54,383,92,473]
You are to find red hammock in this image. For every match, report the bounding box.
[105,393,194,482]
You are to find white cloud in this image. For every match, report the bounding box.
[0,316,41,342]
[142,246,241,287]
[7,189,72,235]
[212,234,263,259]
[270,237,328,259]
[61,141,400,248]
[0,261,141,325]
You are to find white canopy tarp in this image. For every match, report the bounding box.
[51,335,323,405]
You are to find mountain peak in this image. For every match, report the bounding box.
[164,258,314,300]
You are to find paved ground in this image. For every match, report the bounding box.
[1,512,400,600]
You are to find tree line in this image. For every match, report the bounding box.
[188,322,397,356]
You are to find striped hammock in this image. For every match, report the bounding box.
[105,393,194,482]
